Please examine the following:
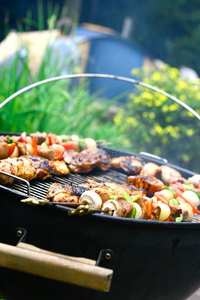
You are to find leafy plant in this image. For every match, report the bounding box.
[113,63,200,173]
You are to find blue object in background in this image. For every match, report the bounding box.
[75,26,153,101]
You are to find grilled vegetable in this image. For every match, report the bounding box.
[158,189,174,201]
[181,190,200,208]
[156,202,171,221]
[80,191,102,210]
[179,203,194,221]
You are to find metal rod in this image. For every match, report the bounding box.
[139,152,168,164]
[0,73,200,121]
[0,171,30,195]
[20,198,109,214]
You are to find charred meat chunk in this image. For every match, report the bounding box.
[85,180,144,203]
[47,182,89,203]
[127,175,166,197]
[111,156,143,175]
[26,155,69,179]
[64,148,110,173]
[47,179,144,205]
[0,155,69,185]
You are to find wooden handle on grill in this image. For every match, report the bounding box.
[0,242,113,292]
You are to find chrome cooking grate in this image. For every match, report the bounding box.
[5,166,200,223]
[11,168,128,199]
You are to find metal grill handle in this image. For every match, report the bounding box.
[0,73,200,121]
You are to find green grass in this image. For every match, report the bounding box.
[0,40,127,148]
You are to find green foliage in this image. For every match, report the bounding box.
[0,2,122,142]
[114,64,200,173]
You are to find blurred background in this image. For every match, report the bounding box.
[0,0,200,174]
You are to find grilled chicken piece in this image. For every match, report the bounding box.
[47,182,89,203]
[0,155,69,185]
[140,162,161,177]
[111,156,143,175]
[27,155,69,179]
[160,165,183,185]
[0,142,9,159]
[127,175,165,197]
[64,148,110,173]
[0,157,36,184]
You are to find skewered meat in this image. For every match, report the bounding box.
[140,162,161,177]
[169,203,183,221]
[102,196,133,218]
[0,155,69,185]
[127,175,166,196]
[0,132,99,161]
[46,180,144,204]
[30,131,48,145]
[64,148,110,173]
[160,165,183,185]
[85,180,145,203]
[110,156,143,175]
[186,174,200,192]
[0,135,10,143]
[0,142,9,159]
[179,203,194,221]
[134,196,148,219]
[37,145,55,160]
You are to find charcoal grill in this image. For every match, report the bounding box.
[0,73,200,300]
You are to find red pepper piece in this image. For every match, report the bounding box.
[156,193,170,206]
[32,136,38,156]
[48,136,55,146]
[8,143,16,156]
[60,141,75,150]
[146,198,153,219]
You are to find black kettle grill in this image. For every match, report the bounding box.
[0,74,200,300]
